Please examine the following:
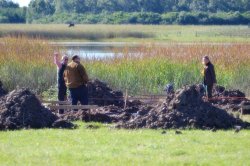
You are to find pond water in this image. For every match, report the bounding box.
[51,42,140,59]
[50,42,234,59]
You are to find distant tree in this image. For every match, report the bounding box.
[177,11,198,24]
[0,0,19,8]
[2,0,249,24]
[190,0,209,11]
[97,0,118,13]
[85,0,98,13]
[28,0,55,15]
[72,0,87,13]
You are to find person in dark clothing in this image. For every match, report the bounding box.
[64,55,89,107]
[202,56,217,99]
[54,53,69,114]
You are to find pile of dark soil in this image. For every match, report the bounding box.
[88,79,124,107]
[59,85,249,129]
[0,88,74,130]
[0,80,7,98]
[214,86,246,104]
[52,119,76,129]
[240,101,250,114]
[61,105,140,123]
[61,85,249,130]
[116,85,249,129]
[212,86,249,112]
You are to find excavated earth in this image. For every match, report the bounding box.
[0,79,249,130]
[61,84,250,130]
[88,79,124,107]
[0,88,75,130]
[116,85,249,129]
[212,85,249,113]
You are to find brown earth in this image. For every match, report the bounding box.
[0,79,249,130]
[88,79,124,107]
[116,85,249,129]
[212,85,248,112]
[61,84,250,130]
[0,88,75,130]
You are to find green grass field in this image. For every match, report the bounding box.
[1,122,250,166]
[0,24,250,42]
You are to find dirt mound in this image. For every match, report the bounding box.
[61,106,128,123]
[88,79,124,107]
[241,101,250,114]
[61,103,149,124]
[213,86,247,104]
[60,84,249,130]
[211,86,249,112]
[0,88,74,130]
[0,80,7,98]
[52,119,76,129]
[116,85,249,129]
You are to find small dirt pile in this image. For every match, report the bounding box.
[0,88,74,130]
[116,85,249,129]
[0,80,7,98]
[60,84,249,130]
[240,101,250,114]
[88,79,124,107]
[212,86,249,112]
[214,86,246,104]
[61,105,133,123]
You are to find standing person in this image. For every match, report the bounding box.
[64,55,89,106]
[202,56,217,100]
[54,53,69,114]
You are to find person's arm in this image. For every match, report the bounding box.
[77,64,89,84]
[54,53,62,69]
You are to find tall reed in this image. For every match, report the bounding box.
[84,43,250,95]
[0,36,249,96]
[0,36,58,93]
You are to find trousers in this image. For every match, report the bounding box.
[69,85,88,105]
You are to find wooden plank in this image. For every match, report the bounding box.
[124,89,128,109]
[48,105,99,110]
[242,105,250,109]
[42,100,71,105]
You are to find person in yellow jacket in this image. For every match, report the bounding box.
[64,55,89,105]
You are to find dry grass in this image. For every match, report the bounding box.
[0,24,250,42]
[0,36,58,93]
[0,36,249,96]
[84,43,250,95]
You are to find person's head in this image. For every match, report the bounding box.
[202,56,210,66]
[62,55,69,65]
[72,55,80,63]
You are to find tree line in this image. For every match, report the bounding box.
[1,0,250,24]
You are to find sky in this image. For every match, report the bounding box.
[12,0,31,7]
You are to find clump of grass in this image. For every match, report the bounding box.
[0,36,58,93]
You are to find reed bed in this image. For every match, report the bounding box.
[0,36,58,93]
[84,43,250,95]
[0,36,249,96]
